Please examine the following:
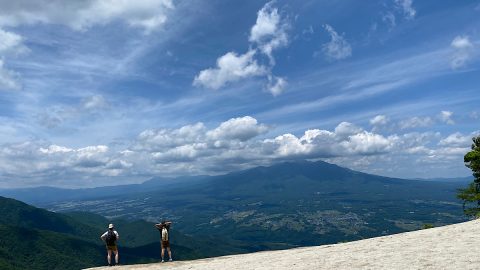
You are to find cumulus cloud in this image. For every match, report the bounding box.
[193,50,267,90]
[322,24,352,60]
[334,122,363,138]
[0,116,475,187]
[450,35,475,69]
[0,140,135,187]
[264,123,393,158]
[0,0,174,33]
[395,0,416,19]
[249,1,289,62]
[207,116,269,142]
[194,1,288,95]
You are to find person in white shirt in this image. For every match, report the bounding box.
[100,223,120,266]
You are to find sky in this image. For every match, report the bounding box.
[0,0,479,188]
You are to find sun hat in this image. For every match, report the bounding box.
[108,223,114,229]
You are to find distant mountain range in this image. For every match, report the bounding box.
[0,175,208,205]
[30,160,469,253]
[0,162,471,206]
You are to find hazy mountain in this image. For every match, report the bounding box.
[410,176,473,183]
[0,176,208,206]
[46,160,468,251]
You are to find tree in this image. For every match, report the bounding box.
[457,136,480,217]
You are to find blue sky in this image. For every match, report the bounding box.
[0,0,479,188]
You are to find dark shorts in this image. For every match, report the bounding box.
[161,240,170,248]
[106,245,118,251]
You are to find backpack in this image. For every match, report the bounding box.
[106,230,117,246]
[161,227,169,241]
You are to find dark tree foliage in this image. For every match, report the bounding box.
[457,136,480,217]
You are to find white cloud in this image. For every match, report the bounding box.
[0,117,475,187]
[370,115,389,126]
[249,1,289,62]
[0,141,132,188]
[0,28,27,55]
[39,145,74,154]
[334,122,363,138]
[439,132,472,147]
[0,0,174,33]
[0,59,21,90]
[395,0,416,19]
[137,122,207,151]
[341,132,393,155]
[193,1,288,95]
[322,24,352,60]
[450,35,475,69]
[439,110,454,125]
[249,1,281,43]
[207,116,269,142]
[265,122,393,158]
[399,116,433,130]
[193,50,267,90]
[267,76,287,96]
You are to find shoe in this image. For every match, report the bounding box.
[169,259,173,262]
[161,260,164,263]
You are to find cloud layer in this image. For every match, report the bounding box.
[0,115,476,188]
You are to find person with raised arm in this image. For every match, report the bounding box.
[155,220,173,262]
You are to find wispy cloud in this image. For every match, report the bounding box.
[321,24,352,60]
[450,35,475,69]
[395,0,416,19]
[0,0,174,33]
[0,59,21,90]
[0,28,28,90]
[439,110,455,125]
[399,116,433,130]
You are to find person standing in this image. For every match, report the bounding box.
[100,223,120,266]
[155,221,172,262]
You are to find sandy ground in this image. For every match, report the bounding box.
[86,220,480,270]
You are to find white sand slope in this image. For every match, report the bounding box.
[86,220,480,270]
